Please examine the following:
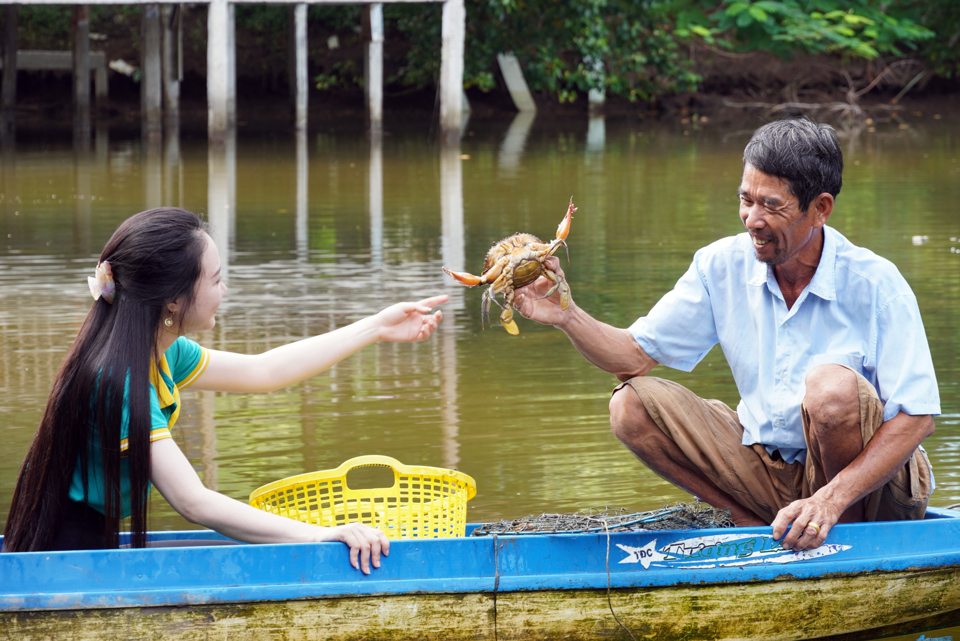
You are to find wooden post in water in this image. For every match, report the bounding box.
[439,0,465,142]
[161,4,180,126]
[363,3,383,136]
[207,0,230,142]
[293,3,307,131]
[141,4,163,139]
[227,3,236,127]
[73,6,91,135]
[1,5,17,133]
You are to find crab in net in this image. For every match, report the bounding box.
[443,199,575,335]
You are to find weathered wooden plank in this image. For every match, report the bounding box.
[3,568,959,641]
[0,592,497,640]
[0,50,106,71]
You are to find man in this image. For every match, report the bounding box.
[514,118,938,551]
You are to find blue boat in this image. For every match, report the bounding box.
[3,507,960,640]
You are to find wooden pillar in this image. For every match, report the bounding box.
[72,6,91,135]
[141,4,163,139]
[2,5,18,132]
[439,0,465,142]
[363,3,383,136]
[293,3,307,131]
[207,0,230,142]
[162,4,180,126]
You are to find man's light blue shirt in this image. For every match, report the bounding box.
[629,226,940,465]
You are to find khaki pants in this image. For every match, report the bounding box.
[614,372,932,524]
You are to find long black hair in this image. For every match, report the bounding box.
[3,208,209,551]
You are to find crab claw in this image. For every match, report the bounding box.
[556,198,576,241]
[443,267,485,287]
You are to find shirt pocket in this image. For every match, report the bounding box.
[807,352,865,377]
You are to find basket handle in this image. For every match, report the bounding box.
[334,455,404,490]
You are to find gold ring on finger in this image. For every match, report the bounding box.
[806,522,821,535]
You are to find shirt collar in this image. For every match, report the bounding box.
[745,226,837,302]
[150,355,179,408]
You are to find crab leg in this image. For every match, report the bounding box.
[442,255,508,287]
[536,266,571,310]
[555,199,576,241]
[499,283,520,335]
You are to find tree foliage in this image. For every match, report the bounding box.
[3,1,957,104]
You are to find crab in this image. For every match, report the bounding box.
[442,199,575,335]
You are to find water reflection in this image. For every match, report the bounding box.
[498,111,535,174]
[369,132,383,269]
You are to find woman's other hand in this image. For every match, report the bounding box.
[376,295,448,342]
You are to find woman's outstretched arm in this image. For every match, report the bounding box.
[150,438,390,573]
[191,295,447,393]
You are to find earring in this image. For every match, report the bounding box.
[164,317,174,327]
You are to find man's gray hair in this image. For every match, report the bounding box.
[743,119,843,212]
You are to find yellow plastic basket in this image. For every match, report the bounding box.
[249,455,477,539]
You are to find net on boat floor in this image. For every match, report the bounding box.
[470,502,736,536]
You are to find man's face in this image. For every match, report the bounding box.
[738,164,822,267]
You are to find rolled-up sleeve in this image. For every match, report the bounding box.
[875,293,940,421]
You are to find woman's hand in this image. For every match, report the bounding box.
[375,295,448,342]
[317,523,391,574]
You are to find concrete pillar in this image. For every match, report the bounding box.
[439,0,465,143]
[162,4,180,126]
[141,4,163,139]
[293,3,307,131]
[207,0,230,142]
[496,53,536,113]
[1,5,17,133]
[363,4,383,136]
[227,2,236,128]
[73,6,91,135]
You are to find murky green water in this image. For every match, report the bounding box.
[1,117,959,638]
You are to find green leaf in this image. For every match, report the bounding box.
[691,25,712,37]
[823,10,845,20]
[725,2,749,17]
[748,6,768,22]
[834,26,855,37]
[736,11,754,27]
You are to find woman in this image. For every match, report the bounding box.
[3,208,446,574]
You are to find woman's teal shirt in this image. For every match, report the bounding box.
[68,337,210,517]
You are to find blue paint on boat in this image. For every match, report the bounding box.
[2,507,960,612]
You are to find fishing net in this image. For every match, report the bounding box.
[470,502,736,536]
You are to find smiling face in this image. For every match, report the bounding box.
[739,163,831,268]
[176,233,226,333]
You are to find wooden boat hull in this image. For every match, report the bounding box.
[3,508,960,640]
